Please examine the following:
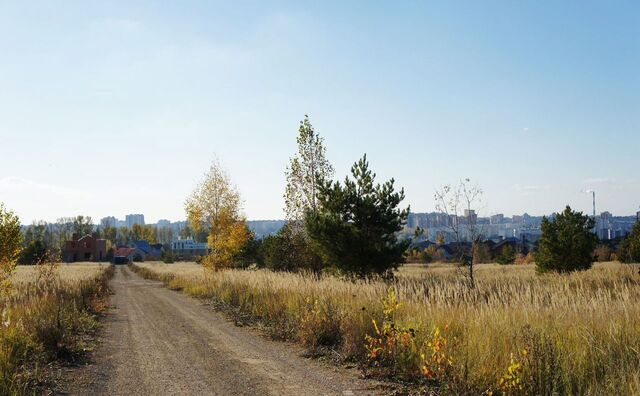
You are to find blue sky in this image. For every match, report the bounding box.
[1,1,638,223]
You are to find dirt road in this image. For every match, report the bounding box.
[65,266,381,395]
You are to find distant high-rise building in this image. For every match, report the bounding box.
[490,214,504,225]
[450,214,459,227]
[157,219,171,227]
[406,213,418,229]
[434,213,450,227]
[100,216,117,228]
[464,209,477,224]
[599,211,612,240]
[125,214,145,228]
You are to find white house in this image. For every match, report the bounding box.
[171,238,209,257]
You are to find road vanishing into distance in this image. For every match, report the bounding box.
[65,266,381,395]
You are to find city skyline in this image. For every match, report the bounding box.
[5,181,640,225]
[17,209,639,244]
[1,1,639,223]
[16,208,640,227]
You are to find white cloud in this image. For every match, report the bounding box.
[0,176,92,199]
[582,177,637,193]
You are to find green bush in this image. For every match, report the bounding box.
[496,244,516,265]
[594,244,612,262]
[258,223,323,272]
[240,235,262,267]
[18,240,48,265]
[619,221,640,263]
[162,251,175,264]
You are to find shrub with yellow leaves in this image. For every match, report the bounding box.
[0,203,23,297]
[421,325,455,381]
[497,350,526,395]
[298,296,341,349]
[364,288,421,379]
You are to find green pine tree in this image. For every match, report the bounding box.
[535,206,598,273]
[305,155,409,277]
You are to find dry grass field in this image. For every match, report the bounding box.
[133,261,640,395]
[395,262,535,278]
[137,262,203,280]
[13,262,110,284]
[0,263,114,393]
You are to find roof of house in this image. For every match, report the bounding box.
[436,242,472,256]
[75,234,106,242]
[131,240,152,254]
[410,240,436,250]
[493,237,521,250]
[448,241,472,248]
[436,245,455,255]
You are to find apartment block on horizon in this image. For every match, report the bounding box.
[125,214,145,228]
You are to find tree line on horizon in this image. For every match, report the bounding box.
[178,115,640,281]
[10,216,184,265]
[1,115,639,281]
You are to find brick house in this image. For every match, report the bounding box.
[63,233,107,262]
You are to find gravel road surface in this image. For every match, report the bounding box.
[64,266,381,395]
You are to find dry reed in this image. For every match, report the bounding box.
[134,261,640,395]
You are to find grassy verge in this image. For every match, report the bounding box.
[130,262,640,395]
[0,265,114,394]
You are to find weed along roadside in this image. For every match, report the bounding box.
[0,264,115,393]
[129,261,640,395]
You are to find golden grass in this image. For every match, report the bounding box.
[13,262,110,284]
[395,261,535,277]
[133,261,640,395]
[137,262,203,280]
[0,263,114,394]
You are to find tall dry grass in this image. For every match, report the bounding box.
[133,261,640,395]
[0,263,114,394]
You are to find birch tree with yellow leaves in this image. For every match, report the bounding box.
[284,115,334,227]
[185,160,251,269]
